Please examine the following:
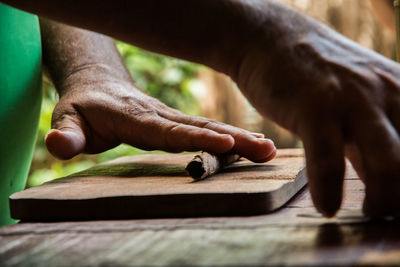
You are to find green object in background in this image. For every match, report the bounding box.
[0,3,42,225]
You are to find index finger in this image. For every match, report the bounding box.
[300,119,345,217]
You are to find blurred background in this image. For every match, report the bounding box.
[28,0,396,187]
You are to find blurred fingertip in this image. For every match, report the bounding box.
[260,138,275,148]
[316,200,341,218]
[220,133,235,148]
[361,197,387,219]
[45,129,85,160]
[320,208,339,218]
[243,138,276,162]
[252,148,277,163]
[265,148,277,161]
[44,129,59,141]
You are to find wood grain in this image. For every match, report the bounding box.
[10,149,307,221]
[2,169,400,266]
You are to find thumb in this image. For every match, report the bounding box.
[45,115,87,160]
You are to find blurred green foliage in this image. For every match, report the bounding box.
[117,42,201,115]
[27,42,202,187]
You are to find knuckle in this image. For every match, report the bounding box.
[163,124,183,152]
[201,120,215,130]
[126,105,157,122]
[51,109,78,128]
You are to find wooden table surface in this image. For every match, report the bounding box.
[1,162,400,266]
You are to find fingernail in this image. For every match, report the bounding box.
[259,138,275,145]
[44,129,58,140]
[251,132,265,138]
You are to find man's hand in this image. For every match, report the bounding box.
[8,0,400,218]
[234,2,400,218]
[45,65,276,162]
[40,19,275,163]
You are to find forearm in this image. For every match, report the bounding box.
[3,0,293,78]
[40,18,132,96]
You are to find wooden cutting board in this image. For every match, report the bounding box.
[10,149,307,221]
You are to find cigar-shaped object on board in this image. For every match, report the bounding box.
[185,152,240,180]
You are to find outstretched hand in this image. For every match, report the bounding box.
[45,67,276,163]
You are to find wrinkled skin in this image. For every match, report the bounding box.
[46,66,276,162]
[235,8,400,218]
[4,0,400,218]
[39,19,276,163]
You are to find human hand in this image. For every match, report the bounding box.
[45,66,276,163]
[10,0,400,218]
[234,4,400,218]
